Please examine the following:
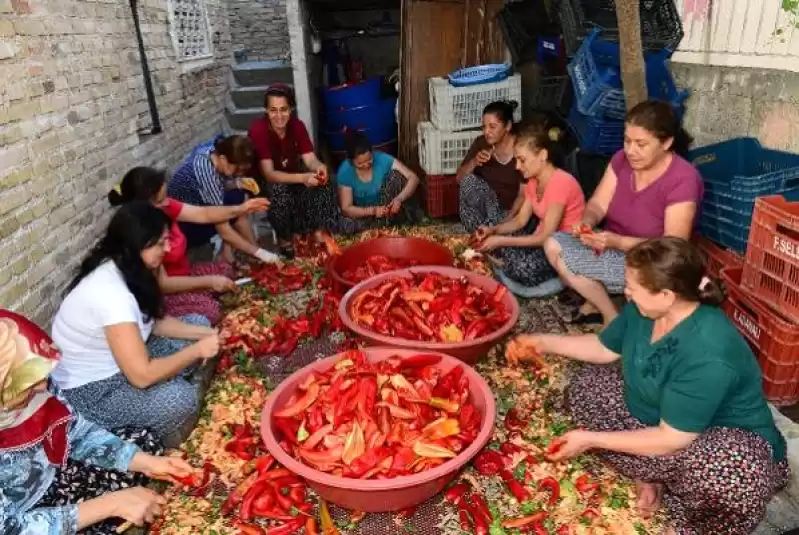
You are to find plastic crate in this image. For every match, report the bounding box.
[429,74,522,132]
[417,122,482,175]
[721,267,799,405]
[496,1,561,66]
[422,174,459,219]
[559,0,683,56]
[448,64,510,87]
[741,196,799,323]
[567,101,623,154]
[568,29,689,120]
[697,209,750,254]
[690,138,799,196]
[525,75,570,114]
[693,234,743,279]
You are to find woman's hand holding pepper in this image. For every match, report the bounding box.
[241,198,270,214]
[505,334,547,368]
[388,197,402,215]
[109,487,167,526]
[130,453,196,481]
[545,430,594,461]
[477,235,505,252]
[303,173,320,188]
[207,275,236,293]
[578,230,619,253]
[474,226,494,241]
[374,206,390,218]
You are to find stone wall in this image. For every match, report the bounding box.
[0,0,231,326]
[673,63,799,152]
[228,0,289,62]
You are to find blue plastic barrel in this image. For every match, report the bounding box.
[322,77,383,112]
[324,120,397,153]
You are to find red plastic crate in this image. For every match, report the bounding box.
[423,174,459,219]
[721,267,799,405]
[693,234,743,279]
[741,195,799,323]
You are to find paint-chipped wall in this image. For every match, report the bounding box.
[672,63,799,152]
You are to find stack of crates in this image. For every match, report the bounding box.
[418,74,522,218]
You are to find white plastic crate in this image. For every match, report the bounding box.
[429,74,522,132]
[418,122,482,175]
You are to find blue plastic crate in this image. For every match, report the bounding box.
[448,64,511,87]
[567,102,624,154]
[567,28,689,120]
[690,137,799,196]
[698,218,748,254]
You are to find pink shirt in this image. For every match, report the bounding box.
[524,169,585,234]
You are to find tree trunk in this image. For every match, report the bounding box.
[614,0,647,111]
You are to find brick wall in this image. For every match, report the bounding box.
[228,0,289,62]
[0,0,232,326]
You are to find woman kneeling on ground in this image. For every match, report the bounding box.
[457,100,528,233]
[475,124,584,290]
[0,315,193,535]
[249,84,337,259]
[336,131,420,234]
[507,237,788,535]
[110,167,269,324]
[544,100,702,325]
[167,134,280,264]
[51,202,220,448]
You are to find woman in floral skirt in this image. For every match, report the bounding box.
[507,237,788,534]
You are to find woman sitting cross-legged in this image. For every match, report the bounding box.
[249,84,338,259]
[544,100,703,325]
[507,237,788,535]
[336,131,420,235]
[167,134,280,264]
[0,315,195,535]
[51,202,221,448]
[109,166,269,324]
[475,124,584,290]
[457,100,527,233]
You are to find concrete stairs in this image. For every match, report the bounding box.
[225,60,293,135]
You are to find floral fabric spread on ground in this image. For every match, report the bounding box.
[150,225,662,535]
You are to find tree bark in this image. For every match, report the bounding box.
[614,0,647,111]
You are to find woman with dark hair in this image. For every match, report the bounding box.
[476,124,585,290]
[336,131,420,234]
[544,100,703,325]
[109,167,269,324]
[508,237,788,535]
[457,100,526,233]
[51,202,220,448]
[0,314,194,535]
[248,84,337,259]
[167,135,280,264]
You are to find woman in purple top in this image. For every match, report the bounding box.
[544,100,703,325]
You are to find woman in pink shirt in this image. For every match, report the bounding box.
[109,167,270,324]
[476,125,585,288]
[544,100,703,325]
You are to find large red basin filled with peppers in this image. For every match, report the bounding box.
[328,236,454,294]
[339,266,519,364]
[261,347,496,512]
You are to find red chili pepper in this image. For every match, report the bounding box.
[458,508,473,532]
[240,480,271,521]
[504,408,525,432]
[500,469,531,502]
[469,493,493,522]
[190,460,215,497]
[502,511,548,528]
[443,483,470,503]
[273,486,294,511]
[575,474,600,494]
[467,494,491,534]
[305,518,320,535]
[233,520,267,535]
[264,517,306,535]
[538,477,560,506]
[255,454,276,474]
[288,486,306,504]
[499,442,523,456]
[221,472,260,516]
[274,417,301,445]
[546,437,565,458]
[473,450,505,476]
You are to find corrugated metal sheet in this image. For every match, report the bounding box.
[673,0,799,71]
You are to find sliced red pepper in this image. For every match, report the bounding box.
[233,520,267,535]
[274,382,320,418]
[500,469,531,503]
[575,474,600,494]
[504,408,525,432]
[502,512,548,528]
[274,417,301,445]
[546,437,566,458]
[255,454,276,475]
[264,518,306,535]
[221,471,260,516]
[539,477,561,506]
[467,494,491,535]
[443,483,470,503]
[581,508,600,522]
[473,449,505,476]
[400,354,443,368]
[305,518,320,535]
[240,480,271,522]
[469,493,493,523]
[499,442,523,456]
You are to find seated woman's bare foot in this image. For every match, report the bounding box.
[579,301,599,315]
[635,481,662,519]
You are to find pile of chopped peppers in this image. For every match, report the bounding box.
[347,272,510,342]
[340,255,421,284]
[273,350,482,478]
[249,264,312,294]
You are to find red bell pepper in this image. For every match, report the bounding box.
[274,382,320,418]
[473,450,505,476]
[539,477,560,506]
[274,417,301,446]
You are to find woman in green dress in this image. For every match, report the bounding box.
[507,237,788,534]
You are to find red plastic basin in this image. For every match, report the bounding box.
[261,347,496,512]
[328,237,454,295]
[338,266,520,364]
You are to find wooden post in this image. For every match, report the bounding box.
[614,0,647,110]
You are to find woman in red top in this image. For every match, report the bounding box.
[248,84,338,259]
[109,167,269,324]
